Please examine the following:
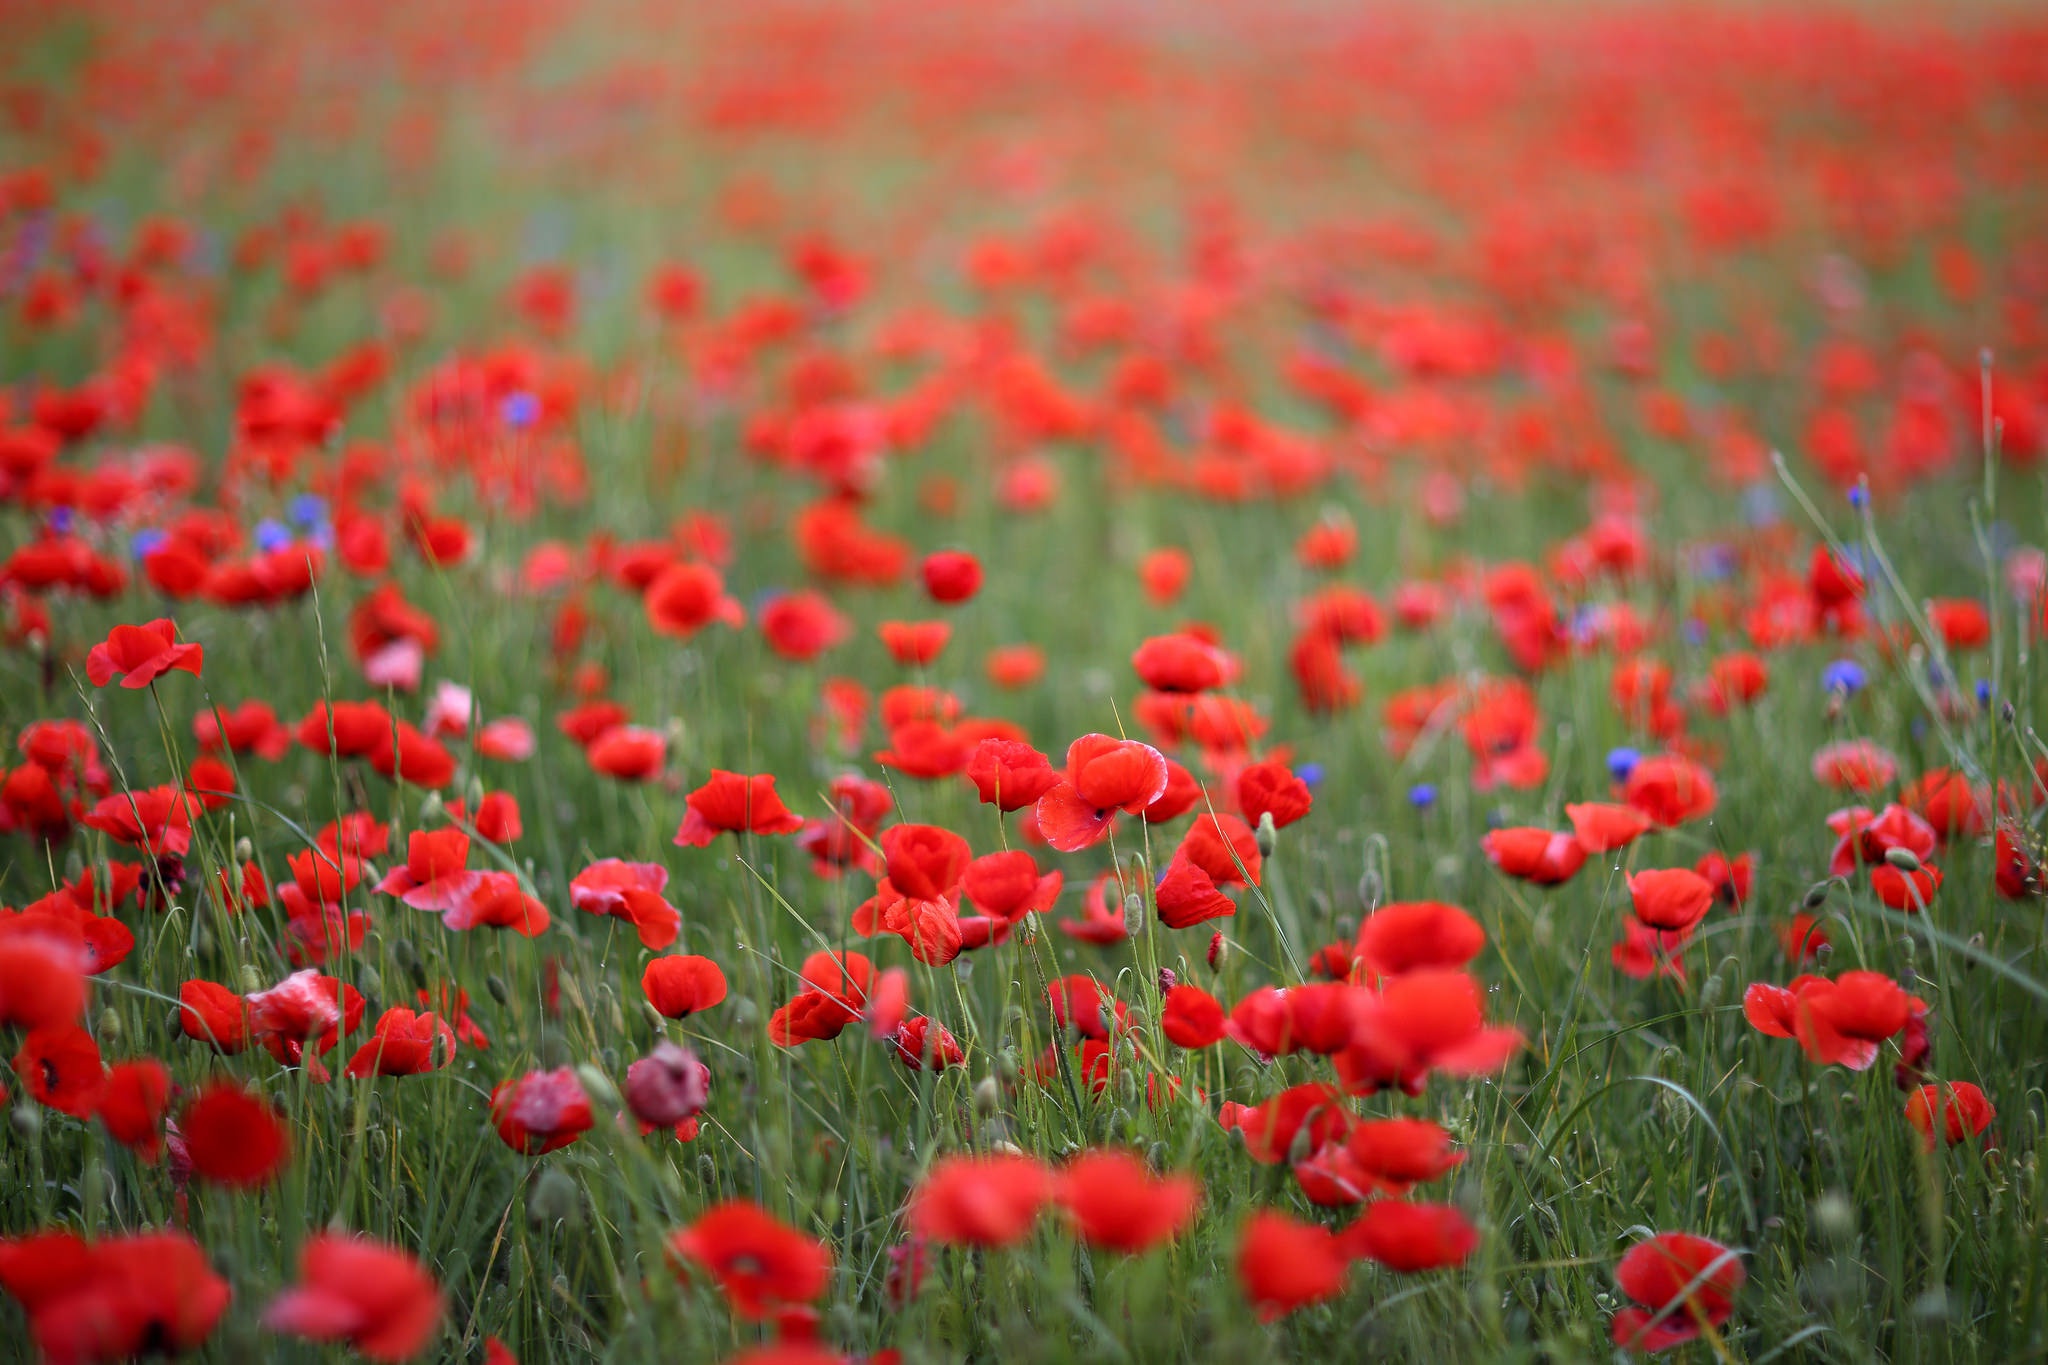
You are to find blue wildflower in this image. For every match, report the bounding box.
[130,528,168,559]
[502,392,541,429]
[254,519,293,553]
[1295,762,1324,789]
[288,493,329,527]
[1408,783,1436,810]
[1607,746,1641,782]
[1822,659,1867,696]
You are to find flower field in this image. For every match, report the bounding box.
[3,1,2048,1361]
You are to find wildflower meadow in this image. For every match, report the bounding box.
[2,2,2047,1361]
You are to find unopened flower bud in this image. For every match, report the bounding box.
[1255,811,1277,858]
[574,1064,619,1112]
[233,837,253,862]
[1122,893,1145,937]
[418,791,443,823]
[97,1008,122,1043]
[1884,846,1921,871]
[1803,882,1832,910]
[486,974,511,1006]
[1156,967,1178,994]
[1207,932,1228,970]
[973,1076,1001,1116]
[527,1167,581,1230]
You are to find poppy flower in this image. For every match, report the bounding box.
[1623,754,1718,827]
[669,1202,832,1319]
[587,726,668,782]
[908,548,980,604]
[626,1041,712,1130]
[368,723,457,788]
[0,1230,230,1362]
[760,591,851,661]
[1160,984,1226,1047]
[1566,801,1653,853]
[1053,1150,1200,1252]
[1694,851,1753,907]
[178,978,251,1051]
[80,786,200,857]
[569,859,679,948]
[1047,975,1132,1040]
[98,1058,171,1157]
[644,561,743,639]
[439,872,550,936]
[1355,901,1486,978]
[182,1080,291,1187]
[1903,1081,1995,1150]
[960,850,1062,922]
[13,1024,105,1117]
[1234,1082,1353,1164]
[1610,1232,1744,1352]
[878,620,952,666]
[964,739,1062,811]
[1826,803,1937,876]
[476,719,535,762]
[1236,1210,1350,1321]
[1791,970,1918,1069]
[1337,970,1523,1095]
[298,699,392,758]
[1237,757,1313,829]
[1626,868,1715,932]
[1480,827,1587,885]
[86,618,203,688]
[1034,734,1170,851]
[0,924,89,1028]
[1870,861,1943,910]
[375,829,474,910]
[1340,1199,1479,1272]
[263,1232,445,1362]
[1899,768,1989,840]
[1131,632,1232,693]
[676,771,805,846]
[643,956,729,1018]
[194,700,290,759]
[1178,812,1262,887]
[906,1153,1053,1247]
[490,1068,594,1154]
[985,643,1046,689]
[892,1016,966,1071]
[1811,739,1898,791]
[344,1009,457,1077]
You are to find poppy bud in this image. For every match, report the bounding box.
[356,964,383,1003]
[1814,1190,1857,1243]
[973,1076,1000,1116]
[1884,846,1921,871]
[419,791,443,822]
[234,837,254,862]
[238,964,266,993]
[391,935,419,973]
[487,973,511,1006]
[528,1168,581,1230]
[13,1104,40,1138]
[1208,932,1227,969]
[574,1064,619,1111]
[1803,882,1832,910]
[1122,893,1145,937]
[697,1154,717,1185]
[1157,967,1178,994]
[97,1007,122,1042]
[1255,811,1277,858]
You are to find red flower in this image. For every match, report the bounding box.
[86,618,203,688]
[1339,1199,1479,1272]
[1566,801,1652,852]
[178,978,251,1051]
[760,591,851,661]
[1811,739,1898,791]
[919,550,983,603]
[1627,868,1715,932]
[964,738,1062,811]
[1345,1118,1466,1193]
[644,562,743,639]
[1337,970,1523,1095]
[1236,1210,1349,1321]
[1903,1081,1995,1150]
[1177,812,1262,887]
[1870,861,1943,911]
[263,1232,446,1362]
[98,1059,172,1157]
[1480,827,1587,885]
[1034,734,1170,851]
[0,922,89,1029]
[1611,1232,1744,1352]
[1053,1149,1200,1252]
[1160,984,1226,1048]
[1694,851,1754,907]
[344,1009,457,1077]
[80,786,200,857]
[587,726,668,782]
[1355,901,1486,978]
[878,619,952,666]
[182,1081,291,1188]
[0,1230,230,1362]
[960,850,1062,922]
[490,1068,594,1154]
[1131,632,1232,693]
[906,1153,1053,1247]
[1622,754,1718,827]
[642,955,729,1019]
[374,829,473,910]
[675,771,805,846]
[13,1024,105,1117]
[1236,757,1313,829]
[569,858,678,948]
[670,1202,832,1319]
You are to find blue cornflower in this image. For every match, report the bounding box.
[1295,762,1324,789]
[1607,746,1641,782]
[1408,783,1437,810]
[254,519,293,553]
[1822,659,1867,696]
[501,392,541,429]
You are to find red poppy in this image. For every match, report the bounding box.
[1623,754,1718,827]
[675,770,805,846]
[1480,827,1587,885]
[669,1202,832,1319]
[178,978,251,1051]
[1355,901,1486,978]
[568,859,679,948]
[1339,1199,1479,1272]
[297,699,392,758]
[960,850,1062,922]
[1034,734,1170,851]
[194,700,290,759]
[1160,984,1226,1047]
[1811,739,1898,791]
[1626,868,1715,932]
[1237,757,1313,828]
[587,725,668,782]
[907,1153,1053,1247]
[1178,812,1262,887]
[1236,1210,1349,1321]
[182,1080,291,1187]
[86,618,203,688]
[643,956,730,1019]
[1131,632,1232,693]
[98,1058,171,1157]
[1610,1232,1744,1352]
[263,1232,446,1362]
[1566,801,1653,852]
[375,829,474,910]
[490,1068,594,1154]
[80,786,200,857]
[0,1230,230,1362]
[1337,970,1523,1095]
[878,620,952,666]
[439,872,550,936]
[964,738,1062,811]
[919,550,982,603]
[1870,861,1943,910]
[1155,854,1237,928]
[1903,1081,1995,1150]
[1053,1149,1200,1252]
[760,591,851,661]
[0,923,89,1029]
[13,1024,105,1117]
[345,1009,457,1077]
[644,562,743,639]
